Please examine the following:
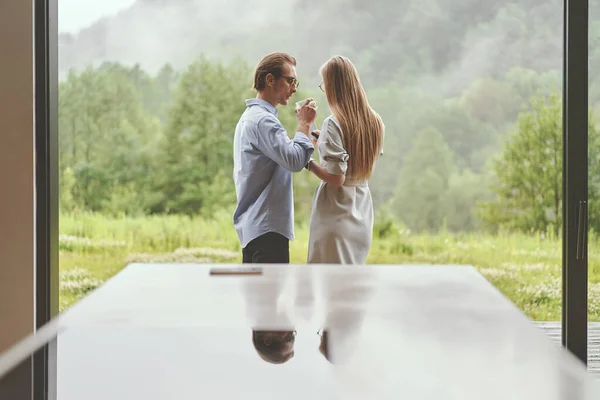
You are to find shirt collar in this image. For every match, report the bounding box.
[246,98,278,117]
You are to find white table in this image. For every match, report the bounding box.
[1,263,599,399]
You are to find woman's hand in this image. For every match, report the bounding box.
[310,129,320,147]
[307,160,346,187]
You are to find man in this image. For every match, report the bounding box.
[233,52,316,264]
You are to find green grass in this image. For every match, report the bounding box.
[59,211,600,321]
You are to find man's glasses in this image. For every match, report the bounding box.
[280,75,299,88]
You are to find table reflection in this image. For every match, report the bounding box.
[1,263,590,399]
[242,266,376,366]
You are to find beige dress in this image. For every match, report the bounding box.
[307,116,378,264]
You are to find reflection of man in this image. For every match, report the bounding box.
[243,270,297,364]
[252,330,296,364]
[233,52,316,264]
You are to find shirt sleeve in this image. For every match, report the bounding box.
[318,117,349,176]
[255,114,314,172]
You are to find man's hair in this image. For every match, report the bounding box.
[253,52,297,92]
[252,330,295,364]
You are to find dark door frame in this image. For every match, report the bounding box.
[563,0,589,365]
[33,0,59,398]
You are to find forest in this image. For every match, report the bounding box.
[58,0,600,233]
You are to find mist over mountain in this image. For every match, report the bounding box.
[59,0,294,77]
[58,0,573,96]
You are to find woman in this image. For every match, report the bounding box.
[306,56,384,264]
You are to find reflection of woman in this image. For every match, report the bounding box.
[318,329,330,362]
[317,269,374,364]
[317,308,364,364]
[306,56,384,264]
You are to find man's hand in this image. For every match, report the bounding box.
[296,99,317,134]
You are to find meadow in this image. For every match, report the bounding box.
[58,211,600,321]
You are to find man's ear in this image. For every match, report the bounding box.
[266,73,275,88]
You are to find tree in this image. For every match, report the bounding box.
[59,66,161,214]
[460,77,521,126]
[391,126,456,232]
[59,167,77,213]
[419,99,498,172]
[444,169,493,231]
[503,67,560,106]
[366,85,444,206]
[151,64,179,122]
[480,94,600,235]
[479,94,562,234]
[97,62,179,123]
[154,56,254,215]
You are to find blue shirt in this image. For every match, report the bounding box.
[233,98,314,248]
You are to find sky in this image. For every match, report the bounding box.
[58,0,136,33]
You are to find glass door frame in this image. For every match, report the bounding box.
[34,0,59,398]
[563,0,589,365]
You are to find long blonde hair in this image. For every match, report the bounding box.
[321,56,384,181]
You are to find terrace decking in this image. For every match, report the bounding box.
[535,322,600,374]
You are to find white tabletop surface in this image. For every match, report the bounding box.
[1,263,599,399]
